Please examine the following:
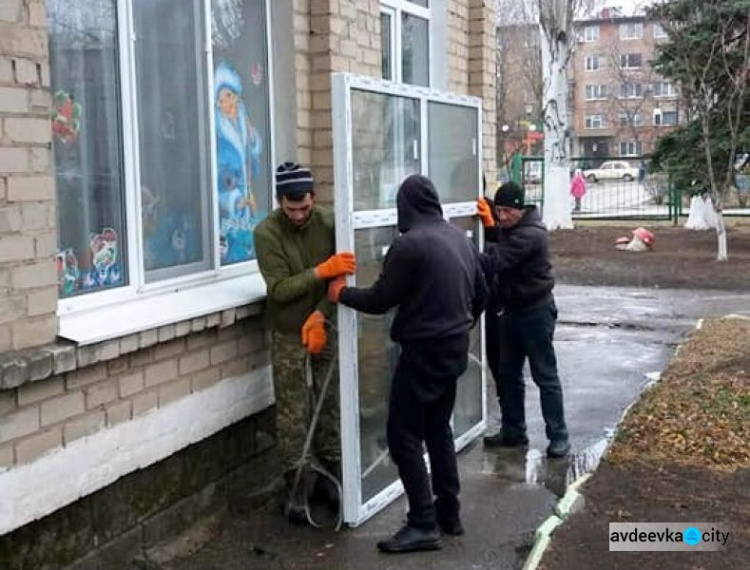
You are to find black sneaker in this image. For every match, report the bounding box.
[377,525,442,553]
[483,429,529,448]
[547,439,571,458]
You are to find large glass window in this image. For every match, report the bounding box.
[380,1,430,86]
[49,0,273,307]
[211,0,272,265]
[428,102,479,203]
[351,90,421,210]
[401,13,429,87]
[134,0,212,282]
[48,0,127,299]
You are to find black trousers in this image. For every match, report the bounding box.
[387,334,468,530]
[487,296,568,442]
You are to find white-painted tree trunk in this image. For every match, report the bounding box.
[715,212,728,261]
[539,5,573,231]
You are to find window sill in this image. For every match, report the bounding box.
[58,273,267,346]
[1,274,268,391]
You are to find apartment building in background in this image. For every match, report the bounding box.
[569,7,682,162]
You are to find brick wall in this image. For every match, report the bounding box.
[447,0,470,94]
[0,0,57,351]
[295,0,381,201]
[0,314,269,470]
[469,0,497,183]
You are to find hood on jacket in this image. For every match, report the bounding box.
[396,174,444,233]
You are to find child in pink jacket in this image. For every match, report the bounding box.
[570,169,586,212]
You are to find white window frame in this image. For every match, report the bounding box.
[380,0,432,86]
[332,72,484,527]
[585,84,607,100]
[653,23,667,39]
[619,113,643,127]
[57,0,275,344]
[585,114,605,129]
[583,25,599,42]
[619,81,643,99]
[620,52,642,69]
[619,140,642,156]
[585,54,601,72]
[653,81,677,98]
[619,22,643,40]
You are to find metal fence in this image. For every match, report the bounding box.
[518,155,750,222]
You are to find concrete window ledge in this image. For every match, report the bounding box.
[0,301,265,391]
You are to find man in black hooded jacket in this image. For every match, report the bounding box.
[477,181,570,459]
[328,174,487,553]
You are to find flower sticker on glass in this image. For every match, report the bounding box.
[56,248,81,297]
[84,228,122,290]
[52,90,82,144]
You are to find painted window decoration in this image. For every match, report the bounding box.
[48,0,127,298]
[212,0,272,265]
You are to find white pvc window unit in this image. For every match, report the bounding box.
[585,54,601,72]
[583,25,599,42]
[50,0,275,343]
[585,114,606,129]
[585,84,607,100]
[332,73,485,526]
[620,140,643,156]
[380,0,431,86]
[619,22,643,40]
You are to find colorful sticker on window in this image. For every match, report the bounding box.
[214,61,264,265]
[52,90,82,144]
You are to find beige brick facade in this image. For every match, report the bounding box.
[0,0,496,547]
[0,314,268,468]
[0,0,56,351]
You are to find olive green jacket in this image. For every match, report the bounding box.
[254,206,337,333]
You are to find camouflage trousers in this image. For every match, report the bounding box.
[271,329,340,474]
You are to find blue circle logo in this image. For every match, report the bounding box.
[684,527,702,546]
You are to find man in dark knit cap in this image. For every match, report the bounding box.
[254,162,356,523]
[328,174,487,553]
[476,181,570,459]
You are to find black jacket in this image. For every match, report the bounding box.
[339,175,488,342]
[480,205,554,310]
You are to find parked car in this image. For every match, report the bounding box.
[582,160,639,183]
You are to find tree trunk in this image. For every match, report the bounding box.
[539,10,573,230]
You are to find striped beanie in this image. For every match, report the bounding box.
[275,161,314,198]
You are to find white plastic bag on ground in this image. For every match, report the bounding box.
[685,195,718,230]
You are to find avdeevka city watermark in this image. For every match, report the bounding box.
[609,523,730,551]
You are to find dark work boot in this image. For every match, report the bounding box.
[282,470,314,525]
[436,513,464,536]
[483,429,529,448]
[377,525,442,553]
[547,439,571,458]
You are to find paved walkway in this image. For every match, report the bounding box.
[167,285,750,570]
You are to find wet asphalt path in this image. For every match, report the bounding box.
[168,285,750,570]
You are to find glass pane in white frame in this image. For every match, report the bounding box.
[133,0,213,283]
[333,73,485,527]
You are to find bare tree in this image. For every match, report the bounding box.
[536,0,601,230]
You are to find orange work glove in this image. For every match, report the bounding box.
[315,252,356,279]
[301,310,327,355]
[476,197,495,228]
[327,276,347,303]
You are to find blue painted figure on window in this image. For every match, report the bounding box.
[215,61,263,264]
